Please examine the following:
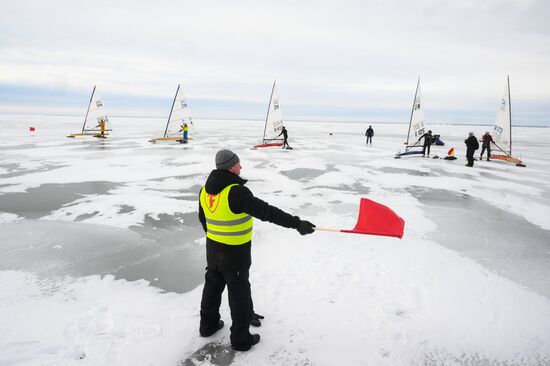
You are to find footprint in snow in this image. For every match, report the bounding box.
[179,341,235,366]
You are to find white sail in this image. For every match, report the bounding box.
[82,86,110,133]
[262,81,284,143]
[407,78,427,145]
[164,84,194,138]
[492,77,512,155]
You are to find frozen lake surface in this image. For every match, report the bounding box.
[1,114,550,365]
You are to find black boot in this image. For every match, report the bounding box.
[200,320,224,337]
[231,334,260,352]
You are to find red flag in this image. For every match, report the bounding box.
[29,127,36,132]
[340,198,405,238]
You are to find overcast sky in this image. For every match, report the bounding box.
[1,0,549,125]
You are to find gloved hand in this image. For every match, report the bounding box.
[297,220,316,235]
[251,312,264,327]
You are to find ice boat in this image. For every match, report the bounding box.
[490,76,526,167]
[253,80,285,149]
[67,86,111,138]
[395,78,430,158]
[149,84,195,143]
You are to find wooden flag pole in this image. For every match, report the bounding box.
[313,227,341,233]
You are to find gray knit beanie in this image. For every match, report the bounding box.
[215,149,240,170]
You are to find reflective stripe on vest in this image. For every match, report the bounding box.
[200,184,253,245]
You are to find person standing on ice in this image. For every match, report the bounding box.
[95,118,106,137]
[276,126,291,149]
[179,122,189,143]
[418,130,433,157]
[464,131,479,167]
[197,149,315,351]
[479,131,494,161]
[365,125,374,145]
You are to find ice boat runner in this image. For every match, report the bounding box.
[490,76,526,167]
[395,78,429,158]
[149,84,194,143]
[253,80,284,149]
[67,86,111,138]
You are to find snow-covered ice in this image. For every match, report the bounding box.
[1,114,550,365]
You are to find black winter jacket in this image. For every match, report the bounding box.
[465,135,479,151]
[277,128,288,139]
[198,169,301,271]
[418,132,433,146]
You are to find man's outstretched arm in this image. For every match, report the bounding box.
[230,186,314,234]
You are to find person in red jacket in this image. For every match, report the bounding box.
[480,131,494,161]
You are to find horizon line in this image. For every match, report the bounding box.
[0,112,547,128]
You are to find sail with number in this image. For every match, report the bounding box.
[490,76,525,166]
[492,76,512,156]
[395,77,428,158]
[150,84,194,142]
[67,86,110,138]
[406,77,427,145]
[83,87,110,134]
[254,80,284,148]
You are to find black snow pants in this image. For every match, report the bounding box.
[480,144,491,160]
[200,266,254,347]
[422,143,431,157]
[466,148,475,166]
[282,137,290,149]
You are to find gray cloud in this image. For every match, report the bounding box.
[0,0,549,124]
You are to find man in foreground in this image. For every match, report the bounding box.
[198,149,315,351]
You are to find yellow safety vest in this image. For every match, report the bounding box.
[200,184,253,245]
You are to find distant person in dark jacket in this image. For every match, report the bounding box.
[418,130,433,157]
[198,149,315,351]
[276,126,291,149]
[365,125,374,145]
[480,131,494,161]
[464,132,479,167]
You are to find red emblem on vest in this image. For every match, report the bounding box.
[205,193,220,213]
